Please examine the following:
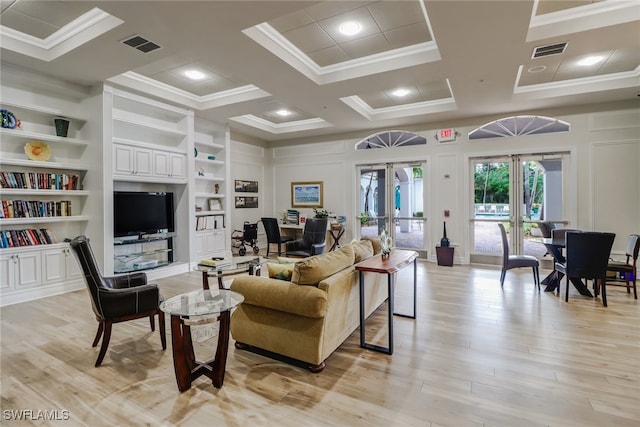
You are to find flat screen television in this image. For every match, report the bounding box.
[114,191,175,237]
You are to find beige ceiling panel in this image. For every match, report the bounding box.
[7,0,93,29]
[358,92,391,109]
[366,1,426,32]
[307,45,350,67]
[383,22,430,49]
[517,62,561,86]
[318,7,381,45]
[340,33,391,59]
[283,22,336,53]
[269,10,315,33]
[416,82,452,101]
[304,1,370,22]
[0,9,59,39]
[134,56,195,76]
[606,47,640,66]
[261,108,313,124]
[192,79,241,96]
[535,0,599,16]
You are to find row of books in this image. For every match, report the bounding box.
[198,257,232,269]
[0,172,81,190]
[0,228,58,248]
[196,214,224,231]
[1,200,72,219]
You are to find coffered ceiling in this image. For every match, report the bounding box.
[1,0,638,142]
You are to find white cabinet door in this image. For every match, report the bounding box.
[65,248,82,281]
[153,150,170,177]
[113,144,135,175]
[209,229,226,254]
[134,147,153,177]
[169,153,186,180]
[43,248,65,283]
[0,253,13,290]
[15,250,41,288]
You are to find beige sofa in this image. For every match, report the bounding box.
[230,238,387,372]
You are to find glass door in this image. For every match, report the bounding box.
[470,152,569,263]
[357,161,426,255]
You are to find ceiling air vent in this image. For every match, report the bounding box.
[532,42,567,59]
[121,35,161,54]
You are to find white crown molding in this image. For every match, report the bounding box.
[341,82,457,122]
[514,65,640,99]
[243,23,441,85]
[0,8,123,62]
[107,72,271,110]
[229,115,332,134]
[528,0,640,42]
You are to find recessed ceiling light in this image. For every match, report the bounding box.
[391,88,410,97]
[528,65,547,73]
[276,109,291,117]
[577,56,603,66]
[184,69,206,80]
[339,21,362,36]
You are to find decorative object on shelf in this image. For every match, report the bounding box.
[380,227,392,259]
[1,109,20,129]
[280,209,288,223]
[313,208,329,218]
[291,181,323,208]
[207,155,216,160]
[194,147,198,157]
[53,117,69,137]
[440,221,450,247]
[197,166,205,176]
[24,140,51,161]
[235,196,258,208]
[208,199,222,211]
[234,179,258,193]
[214,183,220,194]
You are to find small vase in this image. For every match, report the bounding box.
[440,221,450,247]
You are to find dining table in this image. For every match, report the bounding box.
[540,237,594,297]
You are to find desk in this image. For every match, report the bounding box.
[329,227,345,251]
[540,238,593,297]
[280,223,304,240]
[160,289,244,392]
[354,249,418,355]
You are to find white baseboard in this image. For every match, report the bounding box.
[0,279,85,307]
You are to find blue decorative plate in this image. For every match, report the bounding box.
[0,109,17,129]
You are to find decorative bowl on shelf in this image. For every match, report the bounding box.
[24,140,51,161]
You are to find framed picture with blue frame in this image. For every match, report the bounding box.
[291,181,323,208]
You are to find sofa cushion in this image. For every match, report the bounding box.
[277,256,300,264]
[267,262,294,281]
[291,245,355,286]
[350,239,374,263]
[362,237,382,255]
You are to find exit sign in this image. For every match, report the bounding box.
[438,128,456,142]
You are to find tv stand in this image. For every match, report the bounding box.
[113,233,174,274]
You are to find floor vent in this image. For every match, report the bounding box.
[121,35,161,54]
[532,42,567,58]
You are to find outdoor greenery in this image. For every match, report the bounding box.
[474,162,544,218]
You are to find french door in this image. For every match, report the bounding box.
[357,161,426,255]
[470,151,570,262]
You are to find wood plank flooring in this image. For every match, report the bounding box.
[1,262,638,426]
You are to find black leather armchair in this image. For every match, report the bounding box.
[69,235,166,366]
[285,218,328,257]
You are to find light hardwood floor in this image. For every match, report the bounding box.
[1,262,639,426]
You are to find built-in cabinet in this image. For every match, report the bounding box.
[193,121,231,260]
[0,70,98,305]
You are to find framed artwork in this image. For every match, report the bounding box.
[235,180,258,193]
[291,181,323,208]
[208,198,222,211]
[235,196,258,208]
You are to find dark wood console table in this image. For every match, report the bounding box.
[354,249,418,355]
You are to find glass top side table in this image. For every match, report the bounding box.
[160,289,244,392]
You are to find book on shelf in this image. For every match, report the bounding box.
[0,172,80,190]
[0,200,71,218]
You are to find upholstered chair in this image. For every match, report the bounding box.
[261,217,293,257]
[285,218,328,257]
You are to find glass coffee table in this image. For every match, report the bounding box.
[160,288,244,392]
[195,256,265,290]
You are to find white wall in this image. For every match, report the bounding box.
[248,107,640,263]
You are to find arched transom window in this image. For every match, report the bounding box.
[468,115,570,140]
[355,130,427,150]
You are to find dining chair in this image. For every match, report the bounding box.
[606,234,639,299]
[69,235,166,366]
[498,223,540,290]
[261,217,293,257]
[555,231,615,306]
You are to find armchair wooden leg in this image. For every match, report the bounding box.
[565,276,570,302]
[150,315,156,332]
[95,321,112,367]
[92,322,104,347]
[601,279,607,307]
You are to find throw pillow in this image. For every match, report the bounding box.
[291,245,355,286]
[267,262,294,281]
[351,239,374,262]
[277,256,300,264]
[362,237,382,255]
